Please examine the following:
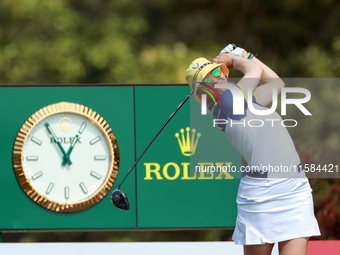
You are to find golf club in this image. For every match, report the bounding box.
[111,89,194,210]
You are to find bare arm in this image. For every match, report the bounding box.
[213,54,264,95]
[241,51,285,107]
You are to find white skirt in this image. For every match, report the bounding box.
[232,172,321,245]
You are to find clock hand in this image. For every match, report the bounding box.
[44,122,72,165]
[62,134,79,166]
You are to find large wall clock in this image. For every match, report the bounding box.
[13,102,120,213]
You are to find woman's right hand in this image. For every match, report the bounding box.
[213,54,234,69]
[215,53,264,97]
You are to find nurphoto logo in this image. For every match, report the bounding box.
[200,84,312,128]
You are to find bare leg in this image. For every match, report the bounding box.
[244,243,274,255]
[278,237,309,255]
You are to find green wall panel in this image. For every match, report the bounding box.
[0,86,136,230]
[135,86,240,229]
[0,85,240,231]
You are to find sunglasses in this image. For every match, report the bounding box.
[203,68,221,84]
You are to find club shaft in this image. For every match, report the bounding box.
[116,89,194,189]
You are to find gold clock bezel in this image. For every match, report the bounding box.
[13,102,120,213]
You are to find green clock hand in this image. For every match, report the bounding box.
[62,134,79,166]
[44,122,72,165]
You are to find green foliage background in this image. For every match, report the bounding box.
[1,0,340,242]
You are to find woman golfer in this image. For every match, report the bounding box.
[186,44,320,255]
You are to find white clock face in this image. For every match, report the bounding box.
[22,113,112,204]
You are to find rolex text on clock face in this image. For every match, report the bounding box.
[13,102,119,213]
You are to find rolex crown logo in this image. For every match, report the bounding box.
[175,127,201,156]
[59,117,72,132]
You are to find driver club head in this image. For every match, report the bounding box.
[111,189,130,210]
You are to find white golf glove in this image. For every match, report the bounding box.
[220,44,245,57]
